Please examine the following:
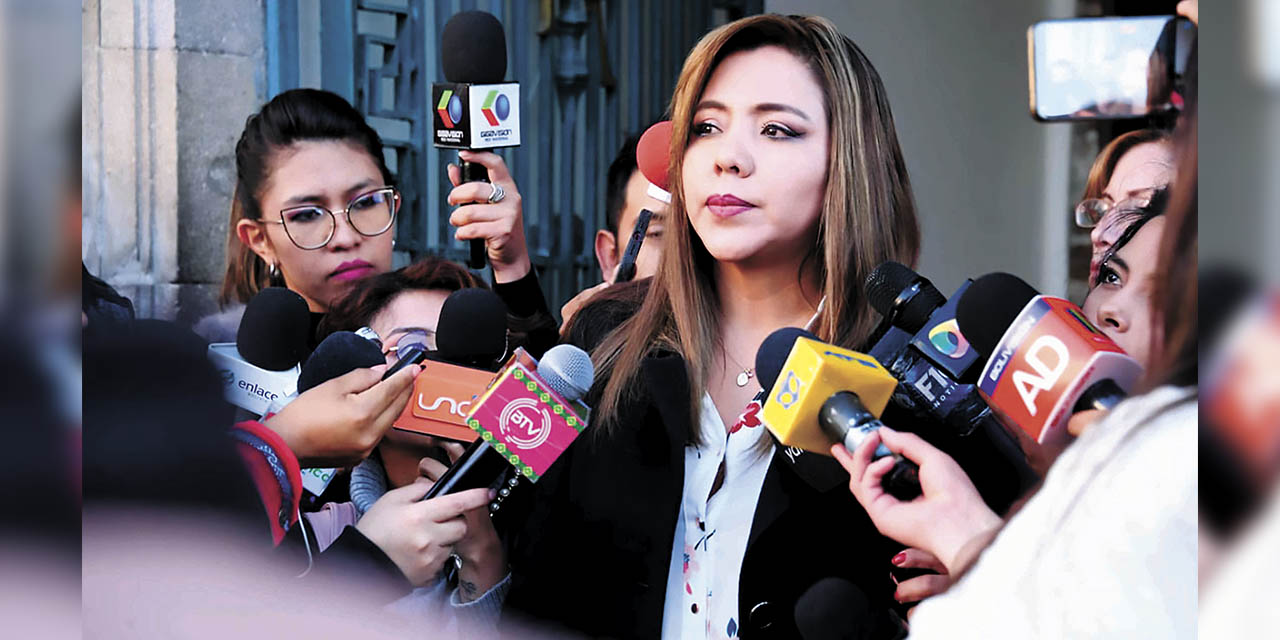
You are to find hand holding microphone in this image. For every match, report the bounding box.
[267,332,422,468]
[354,480,492,587]
[831,427,1001,576]
[447,150,530,283]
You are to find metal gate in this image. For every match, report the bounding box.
[265,0,760,315]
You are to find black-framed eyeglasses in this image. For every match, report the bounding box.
[264,187,400,250]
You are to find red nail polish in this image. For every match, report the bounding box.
[892,552,906,566]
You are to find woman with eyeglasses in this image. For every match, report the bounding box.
[1073,128,1173,284]
[200,89,553,466]
[206,90,550,603]
[295,258,510,631]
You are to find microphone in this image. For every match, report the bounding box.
[863,262,1038,512]
[956,272,1143,449]
[296,331,385,394]
[206,287,309,416]
[755,329,920,501]
[433,11,521,269]
[423,344,594,504]
[635,120,673,204]
[794,578,876,640]
[394,287,510,442]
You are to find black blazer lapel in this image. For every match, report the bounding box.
[746,444,851,552]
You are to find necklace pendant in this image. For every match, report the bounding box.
[736,370,752,388]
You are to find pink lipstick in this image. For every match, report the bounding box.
[706,193,755,218]
[331,259,376,281]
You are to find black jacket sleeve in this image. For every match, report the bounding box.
[492,268,559,360]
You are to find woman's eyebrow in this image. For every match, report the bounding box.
[692,99,811,122]
[1108,256,1130,273]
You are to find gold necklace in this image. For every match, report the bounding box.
[724,350,755,388]
[722,296,827,389]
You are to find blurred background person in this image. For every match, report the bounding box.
[1072,128,1173,284]
[835,40,1198,639]
[561,130,668,329]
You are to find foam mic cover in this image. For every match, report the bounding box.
[636,120,674,192]
[955,272,1038,358]
[865,262,947,335]
[794,578,873,640]
[436,288,509,369]
[236,287,311,371]
[756,326,818,392]
[440,11,507,83]
[297,331,385,394]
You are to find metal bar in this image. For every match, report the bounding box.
[321,0,356,100]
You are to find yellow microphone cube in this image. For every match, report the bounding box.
[761,337,898,454]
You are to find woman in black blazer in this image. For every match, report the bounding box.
[502,14,922,639]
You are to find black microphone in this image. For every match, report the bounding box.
[297,331,386,394]
[794,578,878,640]
[434,11,521,269]
[237,287,311,371]
[863,262,1039,513]
[434,287,509,370]
[207,287,310,416]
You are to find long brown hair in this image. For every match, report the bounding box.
[1143,43,1197,391]
[218,89,394,307]
[592,14,920,439]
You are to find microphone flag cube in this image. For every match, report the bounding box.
[393,359,495,442]
[977,296,1141,446]
[464,349,588,482]
[431,82,521,149]
[761,337,898,453]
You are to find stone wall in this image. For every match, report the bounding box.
[83,0,265,323]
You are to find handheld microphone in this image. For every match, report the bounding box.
[207,287,309,416]
[296,331,385,394]
[864,262,1038,512]
[615,121,672,284]
[433,11,521,269]
[635,120,672,204]
[794,578,878,640]
[423,344,593,503]
[956,272,1142,449]
[756,329,920,501]
[394,287,510,442]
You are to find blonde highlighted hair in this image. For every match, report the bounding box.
[591,14,920,440]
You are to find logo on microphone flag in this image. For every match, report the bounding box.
[480,90,510,126]
[465,362,586,482]
[437,90,462,128]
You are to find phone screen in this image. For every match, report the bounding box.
[1029,16,1195,121]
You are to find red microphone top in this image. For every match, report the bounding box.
[636,121,673,191]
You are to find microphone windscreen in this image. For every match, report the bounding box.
[636,121,673,190]
[955,272,1039,359]
[794,577,872,640]
[755,327,818,392]
[864,261,945,334]
[297,331,385,394]
[236,287,311,371]
[436,288,509,367]
[440,11,507,83]
[537,344,595,402]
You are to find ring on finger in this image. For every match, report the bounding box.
[486,182,506,204]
